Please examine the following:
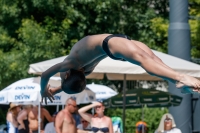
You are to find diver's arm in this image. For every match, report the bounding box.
[40,60,73,94]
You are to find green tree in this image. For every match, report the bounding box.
[0,0,170,88]
[189,0,200,58]
[147,0,200,58]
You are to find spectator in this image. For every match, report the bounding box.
[55,98,88,133]
[78,101,113,133]
[17,105,33,133]
[28,104,53,133]
[77,117,91,131]
[136,121,148,133]
[154,113,182,133]
[44,112,58,133]
[6,103,21,133]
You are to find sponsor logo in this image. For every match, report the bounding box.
[142,91,159,95]
[15,93,30,100]
[54,95,61,100]
[47,101,62,104]
[15,86,35,90]
[143,98,152,102]
[70,96,76,100]
[89,95,94,100]
[158,97,168,101]
[0,97,4,101]
[95,92,106,94]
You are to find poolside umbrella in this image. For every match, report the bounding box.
[0,77,96,105]
[86,83,118,101]
[103,88,182,108]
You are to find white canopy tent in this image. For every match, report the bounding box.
[28,50,200,80]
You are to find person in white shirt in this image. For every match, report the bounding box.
[77,117,91,131]
[154,113,182,133]
[44,112,58,133]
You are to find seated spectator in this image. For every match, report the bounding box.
[77,117,91,131]
[154,113,182,133]
[44,112,58,133]
[112,117,123,133]
[136,121,148,133]
[6,103,21,133]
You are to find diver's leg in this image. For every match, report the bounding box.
[108,37,200,90]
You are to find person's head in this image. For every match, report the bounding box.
[8,103,21,117]
[32,103,42,109]
[94,102,105,115]
[164,115,173,130]
[22,104,33,112]
[61,69,86,94]
[80,117,89,129]
[66,98,77,113]
[136,121,147,133]
[156,113,176,132]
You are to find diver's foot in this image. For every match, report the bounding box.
[175,74,200,94]
[176,74,200,89]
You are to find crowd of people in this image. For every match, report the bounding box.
[5,99,119,133]
[6,99,182,133]
[6,103,53,133]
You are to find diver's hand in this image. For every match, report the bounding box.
[41,84,55,105]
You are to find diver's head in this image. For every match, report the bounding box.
[61,69,86,94]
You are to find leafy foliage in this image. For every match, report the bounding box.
[0,0,170,88]
[189,0,200,58]
[0,107,7,125]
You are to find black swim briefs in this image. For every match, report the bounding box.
[102,34,131,61]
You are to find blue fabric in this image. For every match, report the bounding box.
[111,117,123,133]
[91,127,109,133]
[7,121,18,133]
[72,113,81,126]
[53,112,58,116]
[137,124,145,131]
